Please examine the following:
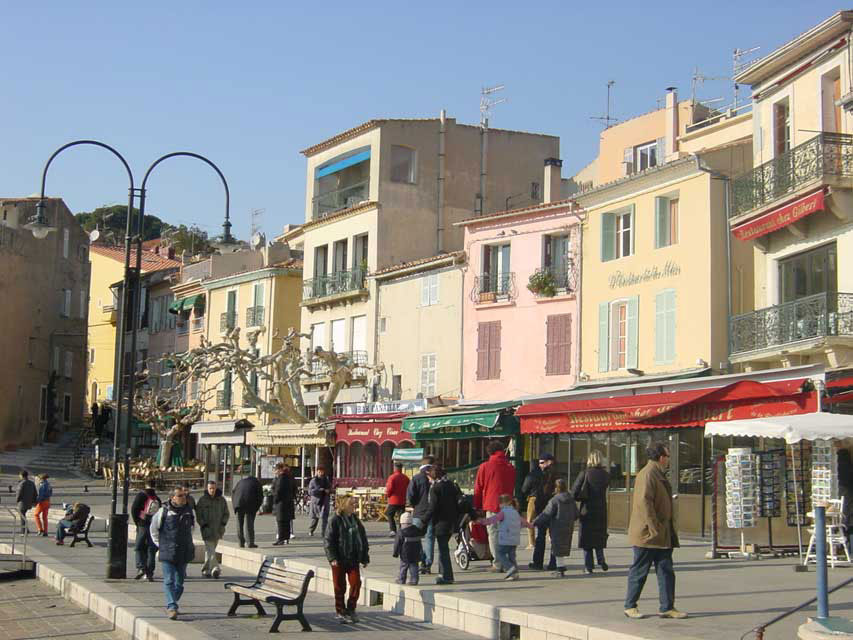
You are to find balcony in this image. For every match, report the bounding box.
[246,306,264,327]
[220,311,237,333]
[302,269,367,306]
[309,350,369,379]
[215,390,232,410]
[191,316,205,332]
[312,181,369,220]
[731,133,853,218]
[471,272,517,304]
[729,292,853,358]
[176,322,189,336]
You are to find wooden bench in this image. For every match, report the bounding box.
[69,515,95,548]
[224,558,314,633]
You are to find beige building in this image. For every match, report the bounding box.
[728,11,853,372]
[0,197,90,448]
[285,115,560,407]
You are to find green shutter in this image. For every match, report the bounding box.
[598,303,610,372]
[227,290,237,313]
[665,290,676,362]
[655,291,666,363]
[601,213,616,262]
[655,197,669,248]
[626,296,639,369]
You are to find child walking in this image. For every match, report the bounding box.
[533,478,577,577]
[480,494,532,580]
[392,512,422,585]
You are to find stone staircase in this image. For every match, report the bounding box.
[0,430,83,475]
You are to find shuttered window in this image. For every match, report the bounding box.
[476,321,501,380]
[420,353,437,397]
[598,296,639,372]
[655,196,679,248]
[545,314,572,376]
[654,289,677,364]
[601,206,634,262]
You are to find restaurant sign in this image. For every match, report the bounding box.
[335,420,412,445]
[733,189,825,241]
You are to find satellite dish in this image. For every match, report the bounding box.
[251,232,265,249]
[89,229,101,243]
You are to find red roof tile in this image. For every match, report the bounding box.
[90,244,182,273]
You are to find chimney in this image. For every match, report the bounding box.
[665,87,679,161]
[543,158,563,203]
[167,247,175,260]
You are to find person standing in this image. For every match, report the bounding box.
[151,488,195,620]
[407,457,434,573]
[533,478,577,577]
[272,464,295,545]
[385,462,410,537]
[196,480,229,579]
[624,442,687,620]
[473,441,517,571]
[423,465,461,585]
[232,474,263,548]
[33,474,52,536]
[15,470,37,534]
[324,496,370,624]
[527,453,557,570]
[131,482,161,581]
[308,466,332,537]
[573,450,610,574]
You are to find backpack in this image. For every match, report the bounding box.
[144,496,161,518]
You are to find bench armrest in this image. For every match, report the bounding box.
[223,581,254,590]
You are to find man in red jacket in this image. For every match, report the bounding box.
[474,440,517,571]
[385,463,410,537]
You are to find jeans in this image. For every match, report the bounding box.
[34,500,50,534]
[236,510,256,546]
[161,560,187,611]
[55,519,73,541]
[624,547,675,612]
[17,502,30,533]
[331,564,361,614]
[421,521,435,568]
[134,524,156,577]
[532,524,555,568]
[202,538,220,575]
[276,518,291,542]
[495,544,518,574]
[436,534,454,582]
[386,504,405,532]
[309,508,329,537]
[584,548,606,571]
[398,561,419,584]
[485,511,499,566]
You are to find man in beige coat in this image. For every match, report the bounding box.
[623,442,687,620]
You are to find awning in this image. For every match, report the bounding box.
[246,423,332,447]
[190,419,252,444]
[393,448,424,461]
[705,411,853,444]
[402,402,520,441]
[316,149,370,178]
[518,379,816,434]
[334,412,413,445]
[168,294,205,314]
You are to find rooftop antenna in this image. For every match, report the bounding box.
[733,46,761,109]
[477,85,506,214]
[480,85,506,128]
[590,80,618,129]
[250,208,265,239]
[691,66,728,106]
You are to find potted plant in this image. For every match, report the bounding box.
[478,290,497,303]
[527,268,558,297]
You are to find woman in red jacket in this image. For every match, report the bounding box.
[385,463,410,536]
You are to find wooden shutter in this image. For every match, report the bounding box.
[598,303,610,373]
[654,196,669,248]
[655,137,666,166]
[543,235,553,268]
[489,321,501,379]
[546,314,571,375]
[626,296,639,369]
[601,213,616,262]
[545,315,555,375]
[476,322,490,380]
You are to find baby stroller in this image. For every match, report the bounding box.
[453,497,493,570]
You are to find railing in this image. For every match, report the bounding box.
[215,390,231,410]
[312,180,369,219]
[191,316,205,332]
[176,322,189,336]
[220,311,237,333]
[470,272,517,303]
[309,350,369,378]
[303,268,366,300]
[0,506,28,572]
[731,133,853,217]
[246,306,264,327]
[729,292,853,355]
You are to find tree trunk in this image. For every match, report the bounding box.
[160,437,175,470]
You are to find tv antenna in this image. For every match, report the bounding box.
[733,46,761,109]
[590,80,618,129]
[250,208,265,238]
[691,67,729,105]
[480,85,506,127]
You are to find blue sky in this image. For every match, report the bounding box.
[1,2,842,240]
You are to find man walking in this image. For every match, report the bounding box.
[308,466,332,537]
[474,441,516,571]
[151,488,195,620]
[131,482,161,581]
[196,480,229,579]
[385,462,409,537]
[527,453,557,570]
[407,457,434,574]
[272,464,295,545]
[15,470,37,534]
[624,442,687,620]
[232,474,263,548]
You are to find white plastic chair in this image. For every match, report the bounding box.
[804,497,851,568]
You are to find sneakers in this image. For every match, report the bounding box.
[211,567,221,579]
[435,577,454,585]
[583,568,594,575]
[201,571,210,578]
[660,609,688,619]
[134,569,146,580]
[388,532,396,538]
[309,531,315,537]
[624,608,644,619]
[167,609,178,620]
[336,613,350,624]
[346,610,360,624]
[551,570,565,578]
[503,568,519,581]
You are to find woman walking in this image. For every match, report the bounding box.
[324,497,370,624]
[34,474,52,536]
[572,451,610,574]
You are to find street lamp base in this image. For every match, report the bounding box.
[106,513,129,580]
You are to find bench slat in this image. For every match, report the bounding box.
[229,585,301,602]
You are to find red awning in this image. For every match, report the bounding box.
[333,412,413,445]
[732,188,825,241]
[518,379,816,434]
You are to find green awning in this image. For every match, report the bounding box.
[168,294,205,314]
[402,402,519,441]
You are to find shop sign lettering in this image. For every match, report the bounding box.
[733,190,825,241]
[608,261,681,289]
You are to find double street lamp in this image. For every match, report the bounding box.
[34,140,234,579]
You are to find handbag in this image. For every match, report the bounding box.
[576,472,590,517]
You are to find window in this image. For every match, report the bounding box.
[330,318,346,352]
[778,243,837,303]
[314,245,328,278]
[543,234,571,289]
[106,385,113,401]
[253,282,264,307]
[774,98,791,157]
[822,68,842,134]
[353,234,369,271]
[89,348,95,364]
[421,273,439,306]
[601,207,634,261]
[63,394,71,424]
[392,374,402,401]
[79,290,86,319]
[655,196,679,248]
[420,353,437,398]
[63,350,73,379]
[379,317,388,334]
[598,297,638,372]
[151,297,162,333]
[52,347,60,373]
[531,181,541,200]
[545,314,572,375]
[62,228,69,259]
[654,289,677,364]
[310,323,327,352]
[390,145,416,183]
[39,386,48,422]
[333,239,348,273]
[351,315,367,353]
[476,321,501,380]
[60,289,71,317]
[482,243,511,294]
[636,141,659,171]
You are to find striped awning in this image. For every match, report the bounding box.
[246,423,333,447]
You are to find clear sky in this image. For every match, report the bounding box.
[1,2,842,241]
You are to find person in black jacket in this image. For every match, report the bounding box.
[232,474,263,548]
[526,453,557,570]
[422,465,461,585]
[272,464,295,545]
[150,489,195,620]
[406,456,434,573]
[324,497,370,624]
[572,450,611,574]
[392,511,422,585]
[131,482,161,581]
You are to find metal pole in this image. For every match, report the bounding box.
[815,505,829,619]
[792,443,805,563]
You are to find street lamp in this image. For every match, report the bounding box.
[24,200,56,239]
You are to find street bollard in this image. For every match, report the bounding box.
[815,505,829,619]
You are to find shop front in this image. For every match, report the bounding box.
[190,419,253,495]
[245,423,334,487]
[518,378,817,541]
[333,413,414,488]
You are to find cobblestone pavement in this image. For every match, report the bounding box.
[0,578,130,640]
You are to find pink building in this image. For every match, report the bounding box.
[459,160,581,402]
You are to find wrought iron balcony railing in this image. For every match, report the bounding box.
[303,269,366,300]
[312,180,369,219]
[215,390,232,410]
[220,311,237,333]
[191,316,205,332]
[731,133,853,218]
[246,306,264,327]
[308,350,369,378]
[729,292,853,355]
[471,272,517,303]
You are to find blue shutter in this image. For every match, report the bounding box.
[598,303,610,372]
[601,213,616,262]
[654,197,669,248]
[655,291,666,364]
[665,290,677,362]
[626,296,639,369]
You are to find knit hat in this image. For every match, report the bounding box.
[400,512,413,526]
